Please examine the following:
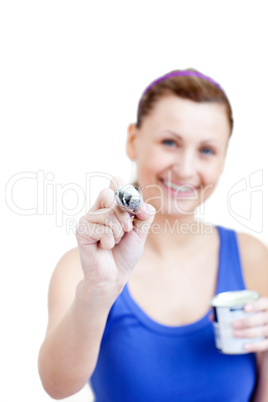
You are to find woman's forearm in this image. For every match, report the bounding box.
[252,351,268,402]
[38,280,114,399]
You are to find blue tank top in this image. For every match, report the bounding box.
[90,226,257,401]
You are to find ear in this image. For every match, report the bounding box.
[126,123,138,161]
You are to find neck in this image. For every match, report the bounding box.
[145,213,211,257]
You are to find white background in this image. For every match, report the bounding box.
[1,1,267,401]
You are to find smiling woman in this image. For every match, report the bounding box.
[38,69,268,402]
[127,95,230,216]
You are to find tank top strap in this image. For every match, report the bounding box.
[215,225,246,294]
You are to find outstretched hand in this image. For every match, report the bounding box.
[76,176,156,296]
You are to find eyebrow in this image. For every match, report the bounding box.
[164,130,183,140]
[160,129,220,144]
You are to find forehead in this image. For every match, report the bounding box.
[141,95,230,141]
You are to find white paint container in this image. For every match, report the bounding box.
[211,290,264,354]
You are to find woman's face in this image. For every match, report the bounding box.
[127,95,230,216]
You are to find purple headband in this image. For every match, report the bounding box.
[139,70,226,103]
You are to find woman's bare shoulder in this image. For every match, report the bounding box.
[50,247,83,287]
[237,232,268,297]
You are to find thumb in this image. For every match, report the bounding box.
[132,202,156,242]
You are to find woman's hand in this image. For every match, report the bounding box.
[233,297,268,352]
[76,177,155,299]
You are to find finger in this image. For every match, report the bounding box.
[83,209,124,241]
[90,176,126,212]
[209,312,214,322]
[135,202,156,222]
[243,337,268,353]
[99,231,115,250]
[76,221,114,247]
[89,206,132,236]
[244,297,268,313]
[90,188,116,212]
[132,202,156,242]
[234,324,268,339]
[91,184,132,231]
[233,311,268,329]
[109,176,125,192]
[112,204,134,232]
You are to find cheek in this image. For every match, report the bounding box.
[200,162,224,194]
[137,146,168,173]
[203,168,218,184]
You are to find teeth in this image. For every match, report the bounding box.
[163,181,193,192]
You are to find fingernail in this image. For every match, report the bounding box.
[234,330,242,337]
[244,344,252,351]
[124,219,133,231]
[245,304,253,312]
[145,203,156,213]
[233,320,243,329]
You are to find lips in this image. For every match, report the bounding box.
[160,178,199,197]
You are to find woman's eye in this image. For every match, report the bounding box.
[201,147,214,155]
[162,139,177,147]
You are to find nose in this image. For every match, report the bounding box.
[172,150,196,179]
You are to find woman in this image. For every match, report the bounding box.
[38,69,268,401]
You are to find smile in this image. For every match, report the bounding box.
[162,180,196,192]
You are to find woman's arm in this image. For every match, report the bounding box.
[38,248,114,399]
[237,233,268,401]
[253,351,268,402]
[38,179,156,399]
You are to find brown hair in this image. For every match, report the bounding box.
[136,68,234,135]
